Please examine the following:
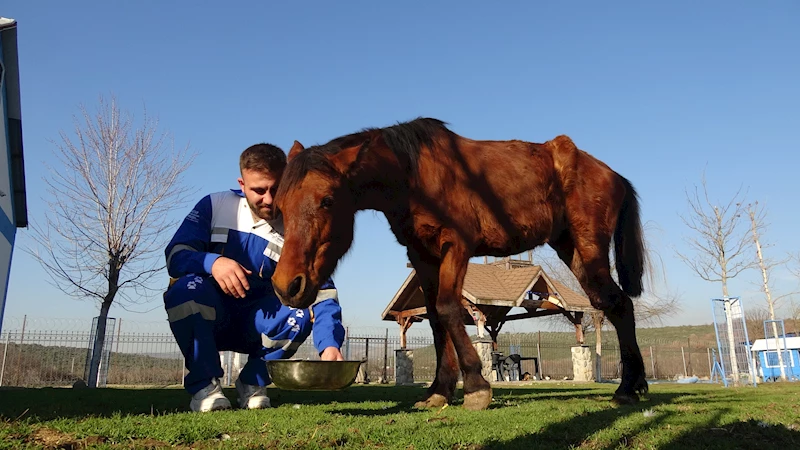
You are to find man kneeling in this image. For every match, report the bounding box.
[163,143,345,412]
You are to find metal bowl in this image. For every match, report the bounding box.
[266,359,363,391]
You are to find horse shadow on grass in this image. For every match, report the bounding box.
[465,390,800,450]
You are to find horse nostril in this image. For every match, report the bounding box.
[287,275,305,299]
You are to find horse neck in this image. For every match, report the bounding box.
[347,143,410,214]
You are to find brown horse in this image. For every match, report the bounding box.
[272,118,648,410]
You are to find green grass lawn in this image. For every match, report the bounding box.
[1,382,799,449]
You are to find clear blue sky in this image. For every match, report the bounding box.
[2,1,799,334]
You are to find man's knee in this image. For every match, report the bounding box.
[164,274,218,323]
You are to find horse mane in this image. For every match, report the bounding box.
[279,117,451,194]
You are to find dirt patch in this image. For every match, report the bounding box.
[29,428,82,450]
[28,428,170,449]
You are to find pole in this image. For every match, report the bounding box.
[537,330,542,379]
[115,318,122,354]
[364,338,370,383]
[382,328,389,383]
[14,315,26,385]
[707,347,712,379]
[650,346,655,379]
[0,332,10,386]
[345,327,350,360]
[681,347,687,377]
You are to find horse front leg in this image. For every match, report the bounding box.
[436,240,492,411]
[407,250,458,408]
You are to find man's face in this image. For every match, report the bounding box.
[238,168,283,221]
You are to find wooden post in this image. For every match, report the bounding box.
[463,301,486,339]
[573,312,585,345]
[398,317,414,349]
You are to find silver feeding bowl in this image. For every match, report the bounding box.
[266,359,363,391]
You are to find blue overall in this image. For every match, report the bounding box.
[163,190,345,394]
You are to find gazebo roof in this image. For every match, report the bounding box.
[381,260,594,324]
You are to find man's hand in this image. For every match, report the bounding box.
[320,347,344,361]
[211,257,252,298]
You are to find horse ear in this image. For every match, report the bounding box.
[328,143,366,177]
[288,140,305,161]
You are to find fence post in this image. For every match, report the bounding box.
[0,332,9,387]
[382,328,389,383]
[650,346,655,379]
[14,315,26,386]
[115,318,122,354]
[687,337,692,375]
[344,327,350,360]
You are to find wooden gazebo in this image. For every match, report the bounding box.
[381,257,595,349]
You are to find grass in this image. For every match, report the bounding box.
[1,382,799,449]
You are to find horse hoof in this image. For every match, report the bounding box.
[612,393,639,405]
[463,389,492,411]
[414,393,448,409]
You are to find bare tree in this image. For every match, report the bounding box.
[747,201,795,380]
[789,301,800,335]
[745,307,770,341]
[25,95,196,387]
[676,173,754,384]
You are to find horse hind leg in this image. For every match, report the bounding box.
[604,293,648,404]
[551,232,647,404]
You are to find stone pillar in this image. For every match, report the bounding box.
[473,338,494,381]
[571,345,593,381]
[395,349,414,385]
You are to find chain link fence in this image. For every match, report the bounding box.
[0,316,722,388]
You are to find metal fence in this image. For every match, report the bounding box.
[0,317,722,388]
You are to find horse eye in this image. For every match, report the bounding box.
[320,196,335,209]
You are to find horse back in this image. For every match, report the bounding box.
[409,135,563,253]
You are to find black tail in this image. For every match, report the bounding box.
[614,176,646,297]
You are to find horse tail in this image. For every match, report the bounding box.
[614,175,646,297]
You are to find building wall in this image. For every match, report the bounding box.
[0,25,18,332]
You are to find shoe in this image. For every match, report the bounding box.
[190,378,232,412]
[235,378,271,409]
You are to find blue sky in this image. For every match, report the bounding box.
[2,1,799,334]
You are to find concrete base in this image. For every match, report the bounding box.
[571,345,593,381]
[395,349,414,385]
[473,339,494,381]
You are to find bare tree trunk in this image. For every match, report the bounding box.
[87,298,113,388]
[715,206,741,385]
[749,206,787,381]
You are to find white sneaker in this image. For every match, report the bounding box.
[235,378,271,409]
[190,378,231,412]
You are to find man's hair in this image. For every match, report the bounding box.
[239,143,287,174]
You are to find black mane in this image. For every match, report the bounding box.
[278,117,450,194]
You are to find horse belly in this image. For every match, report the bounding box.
[474,201,555,256]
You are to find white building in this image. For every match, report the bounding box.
[0,17,28,334]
